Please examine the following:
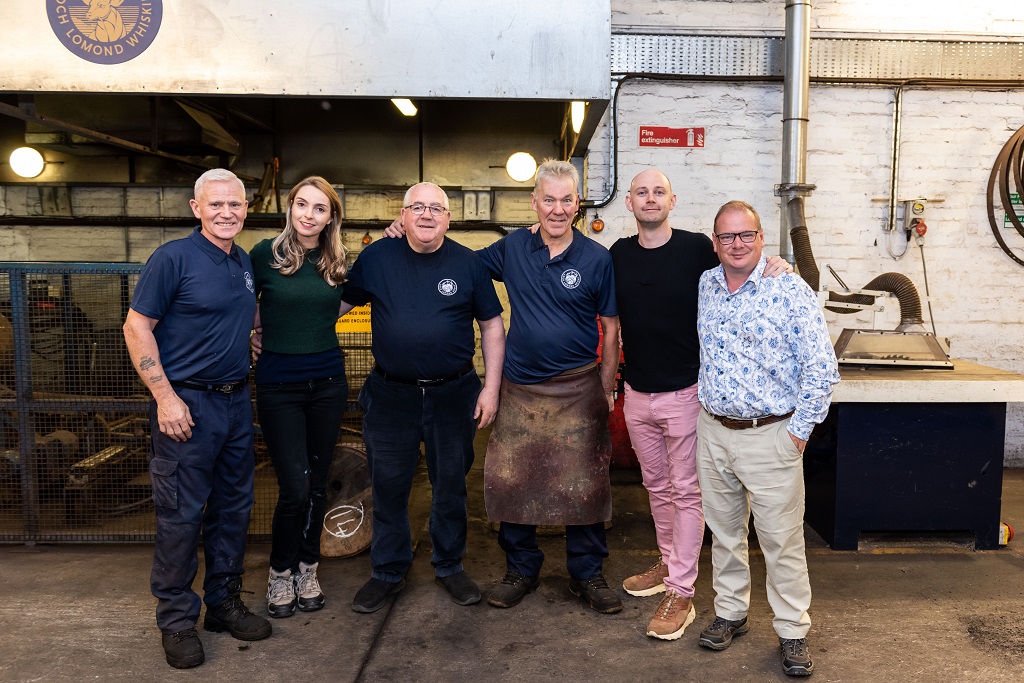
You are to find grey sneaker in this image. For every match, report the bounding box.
[295,561,325,612]
[267,567,296,618]
[698,616,749,650]
[780,637,814,677]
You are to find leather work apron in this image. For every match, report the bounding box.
[484,363,612,526]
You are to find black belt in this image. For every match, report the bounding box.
[372,362,474,387]
[710,410,793,430]
[172,378,249,394]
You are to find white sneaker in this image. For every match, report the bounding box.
[267,567,296,618]
[295,561,325,612]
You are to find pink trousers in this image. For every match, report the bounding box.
[622,382,704,596]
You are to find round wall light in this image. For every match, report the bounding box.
[9,147,45,178]
[505,152,537,183]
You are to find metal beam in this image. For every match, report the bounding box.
[0,101,258,181]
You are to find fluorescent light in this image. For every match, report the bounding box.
[391,99,418,117]
[571,101,586,135]
[505,152,537,183]
[9,147,44,178]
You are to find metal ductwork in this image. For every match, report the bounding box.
[780,0,925,330]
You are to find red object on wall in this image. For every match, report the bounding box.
[596,318,640,469]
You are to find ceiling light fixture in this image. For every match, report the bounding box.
[570,101,586,135]
[391,98,418,117]
[9,146,45,178]
[505,152,537,183]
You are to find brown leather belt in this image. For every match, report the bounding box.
[710,410,793,430]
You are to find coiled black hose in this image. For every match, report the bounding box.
[987,122,1024,267]
[787,197,924,327]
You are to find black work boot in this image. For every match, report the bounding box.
[161,627,205,669]
[203,577,272,641]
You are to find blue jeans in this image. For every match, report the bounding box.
[359,370,481,581]
[498,521,608,580]
[148,385,255,634]
[256,375,348,572]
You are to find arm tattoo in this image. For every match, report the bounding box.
[139,356,157,372]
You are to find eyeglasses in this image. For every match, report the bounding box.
[404,204,448,217]
[714,230,760,245]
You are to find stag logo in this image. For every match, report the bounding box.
[85,0,128,42]
[47,0,163,65]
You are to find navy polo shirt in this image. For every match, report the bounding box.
[130,226,256,384]
[478,227,617,384]
[342,236,502,380]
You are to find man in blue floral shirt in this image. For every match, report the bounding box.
[695,200,840,678]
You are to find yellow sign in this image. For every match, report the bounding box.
[336,304,372,333]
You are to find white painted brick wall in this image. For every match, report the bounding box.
[593,2,1024,463]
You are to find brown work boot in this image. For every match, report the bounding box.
[622,560,669,597]
[645,590,695,640]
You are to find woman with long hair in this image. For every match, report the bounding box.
[250,176,349,617]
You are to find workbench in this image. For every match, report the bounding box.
[804,361,1024,550]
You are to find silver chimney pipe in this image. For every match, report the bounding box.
[778,0,814,264]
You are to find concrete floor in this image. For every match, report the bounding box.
[3,437,1024,683]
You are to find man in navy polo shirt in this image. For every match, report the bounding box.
[481,160,623,614]
[124,168,270,670]
[342,182,505,613]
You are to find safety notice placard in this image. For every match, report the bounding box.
[336,304,371,333]
[639,126,705,148]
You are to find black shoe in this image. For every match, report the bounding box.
[204,578,273,641]
[780,637,815,677]
[351,577,406,613]
[568,573,623,614]
[699,616,749,651]
[161,627,204,669]
[487,572,540,608]
[437,571,481,606]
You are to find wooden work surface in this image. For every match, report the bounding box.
[834,360,1024,403]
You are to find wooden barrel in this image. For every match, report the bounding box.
[320,443,373,558]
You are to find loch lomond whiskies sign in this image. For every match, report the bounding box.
[47,0,162,64]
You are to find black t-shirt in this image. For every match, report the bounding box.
[342,236,503,379]
[609,229,719,393]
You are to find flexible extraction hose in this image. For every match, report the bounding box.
[986,121,1024,267]
[787,197,925,328]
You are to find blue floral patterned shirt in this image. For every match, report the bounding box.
[697,256,840,440]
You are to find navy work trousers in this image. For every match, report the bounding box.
[148,385,255,635]
[256,375,348,572]
[498,521,608,580]
[359,370,480,582]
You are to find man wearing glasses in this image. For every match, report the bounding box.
[341,182,506,613]
[695,200,839,677]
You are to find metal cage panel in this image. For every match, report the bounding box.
[0,263,371,543]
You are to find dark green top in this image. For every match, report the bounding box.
[250,238,345,354]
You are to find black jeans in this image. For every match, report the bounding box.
[256,375,347,572]
[359,370,481,581]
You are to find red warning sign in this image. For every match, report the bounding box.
[639,126,705,148]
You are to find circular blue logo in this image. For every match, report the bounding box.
[47,0,163,65]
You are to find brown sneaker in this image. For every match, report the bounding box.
[622,560,669,597]
[645,590,696,640]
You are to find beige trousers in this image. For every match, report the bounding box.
[695,409,812,639]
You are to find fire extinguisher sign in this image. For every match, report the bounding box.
[639,126,705,148]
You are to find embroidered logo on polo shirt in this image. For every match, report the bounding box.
[560,269,582,289]
[244,272,255,293]
[438,279,457,296]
